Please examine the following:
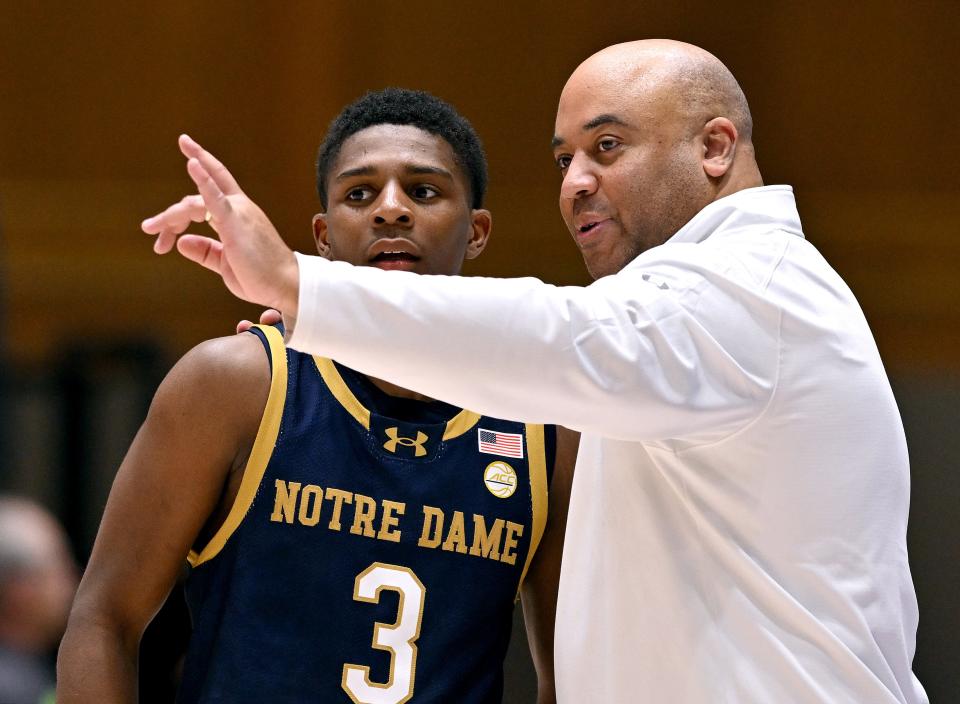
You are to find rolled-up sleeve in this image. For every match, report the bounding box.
[286,251,779,442]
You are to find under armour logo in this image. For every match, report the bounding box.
[383,427,429,457]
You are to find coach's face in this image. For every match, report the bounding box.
[552,55,709,280]
[314,124,491,276]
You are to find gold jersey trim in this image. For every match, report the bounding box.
[441,409,482,441]
[313,356,371,429]
[312,356,480,440]
[516,423,549,597]
[188,325,288,568]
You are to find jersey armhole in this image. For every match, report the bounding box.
[187,325,288,567]
[515,423,549,597]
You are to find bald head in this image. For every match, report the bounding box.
[552,40,762,278]
[567,39,754,148]
[0,499,61,578]
[0,497,77,653]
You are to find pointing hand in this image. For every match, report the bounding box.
[141,135,300,317]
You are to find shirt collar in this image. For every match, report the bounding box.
[666,185,804,246]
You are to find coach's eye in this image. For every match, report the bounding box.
[597,137,620,153]
[555,154,572,170]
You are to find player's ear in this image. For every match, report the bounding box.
[312,213,333,259]
[465,209,492,260]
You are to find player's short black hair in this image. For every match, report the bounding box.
[316,88,487,210]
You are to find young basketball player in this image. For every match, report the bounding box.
[58,89,575,704]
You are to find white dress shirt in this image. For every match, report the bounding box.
[288,186,927,703]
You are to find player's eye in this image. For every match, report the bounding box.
[411,185,439,200]
[555,154,572,171]
[345,187,373,202]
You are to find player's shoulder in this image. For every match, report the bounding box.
[152,331,272,422]
[181,330,271,379]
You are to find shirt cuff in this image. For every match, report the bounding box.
[284,252,326,352]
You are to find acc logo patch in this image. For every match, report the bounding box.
[483,461,518,499]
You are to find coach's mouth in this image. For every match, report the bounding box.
[574,217,613,242]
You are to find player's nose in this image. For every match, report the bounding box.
[372,181,413,226]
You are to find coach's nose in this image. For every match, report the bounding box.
[560,152,600,201]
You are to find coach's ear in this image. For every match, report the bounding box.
[312,213,333,259]
[465,209,492,260]
[701,116,738,179]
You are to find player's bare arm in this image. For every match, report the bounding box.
[56,333,270,703]
[520,426,579,704]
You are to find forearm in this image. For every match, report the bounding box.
[287,255,773,440]
[288,255,638,434]
[521,578,558,704]
[57,611,139,703]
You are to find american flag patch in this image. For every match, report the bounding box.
[477,428,524,458]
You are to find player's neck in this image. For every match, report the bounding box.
[365,375,434,402]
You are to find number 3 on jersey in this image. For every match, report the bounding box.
[342,563,426,704]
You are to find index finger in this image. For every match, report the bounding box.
[179,134,243,196]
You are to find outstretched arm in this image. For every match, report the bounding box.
[56,334,269,703]
[145,139,776,441]
[521,427,579,704]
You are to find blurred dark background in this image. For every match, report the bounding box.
[0,2,957,702]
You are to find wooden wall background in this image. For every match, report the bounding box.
[0,1,957,372]
[1,2,957,700]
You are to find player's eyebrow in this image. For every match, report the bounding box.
[551,113,631,148]
[405,165,454,179]
[334,164,454,181]
[334,166,376,181]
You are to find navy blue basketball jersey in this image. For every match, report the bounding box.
[178,325,554,704]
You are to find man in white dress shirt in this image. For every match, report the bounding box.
[143,39,928,704]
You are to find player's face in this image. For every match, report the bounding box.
[552,69,708,280]
[315,125,491,275]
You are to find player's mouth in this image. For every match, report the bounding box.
[368,239,422,271]
[371,251,420,268]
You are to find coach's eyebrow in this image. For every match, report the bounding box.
[582,113,630,131]
[552,113,632,148]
